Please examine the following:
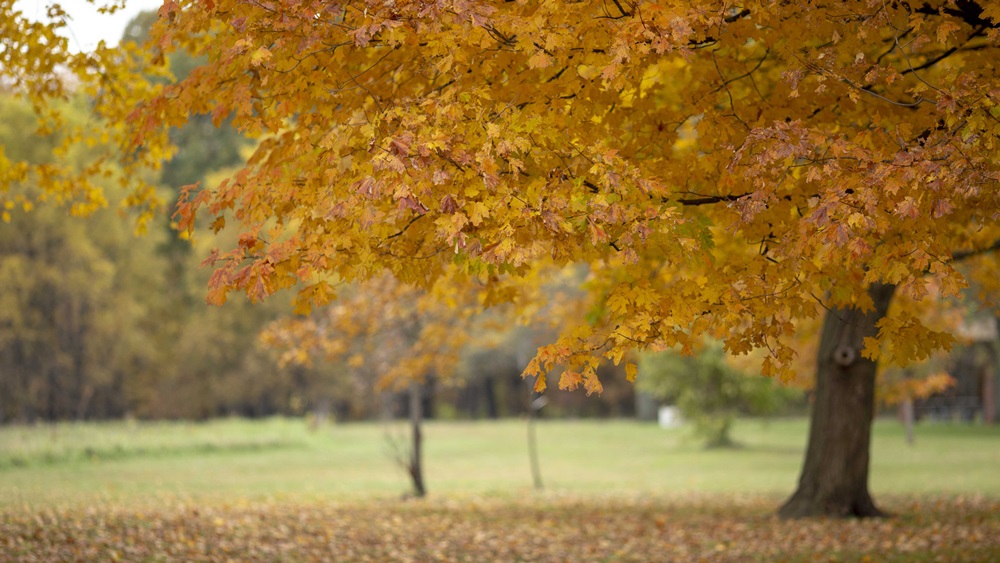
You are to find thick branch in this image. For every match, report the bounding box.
[676,194,749,206]
[952,239,1000,262]
[583,178,749,206]
[724,8,752,23]
[902,25,986,75]
[610,0,631,18]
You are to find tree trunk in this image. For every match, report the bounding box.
[484,375,499,419]
[779,283,895,519]
[900,397,915,445]
[527,392,545,490]
[983,365,995,425]
[407,383,426,497]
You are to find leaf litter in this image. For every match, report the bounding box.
[1,493,997,561]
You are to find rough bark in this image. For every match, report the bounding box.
[779,283,896,519]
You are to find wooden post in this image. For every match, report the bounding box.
[900,398,915,445]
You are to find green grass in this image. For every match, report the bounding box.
[0,416,997,510]
[0,417,303,469]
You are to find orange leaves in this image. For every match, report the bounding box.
[172,183,207,236]
[625,362,638,382]
[558,370,583,391]
[249,46,272,67]
[264,271,480,390]
[527,50,552,69]
[867,305,959,367]
[895,196,920,220]
[935,20,962,45]
[932,198,954,218]
[291,281,337,316]
[53,0,989,390]
[880,371,956,406]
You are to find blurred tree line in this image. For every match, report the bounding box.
[0,90,283,421]
[0,12,283,422]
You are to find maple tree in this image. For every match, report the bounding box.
[5,0,999,517]
[262,273,476,392]
[262,272,479,496]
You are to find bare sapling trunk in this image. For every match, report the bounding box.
[408,382,426,498]
[527,392,547,490]
[779,283,895,519]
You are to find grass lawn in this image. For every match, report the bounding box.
[0,417,997,561]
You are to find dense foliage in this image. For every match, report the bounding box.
[122,0,1000,390]
[4,0,998,398]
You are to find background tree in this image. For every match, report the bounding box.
[0,96,170,421]
[0,95,171,421]
[262,273,479,497]
[638,341,800,448]
[450,267,640,419]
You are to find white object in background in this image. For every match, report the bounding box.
[658,406,683,428]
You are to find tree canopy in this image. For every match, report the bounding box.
[5,0,1000,391]
[134,0,999,391]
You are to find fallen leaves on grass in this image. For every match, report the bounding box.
[1,494,997,562]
